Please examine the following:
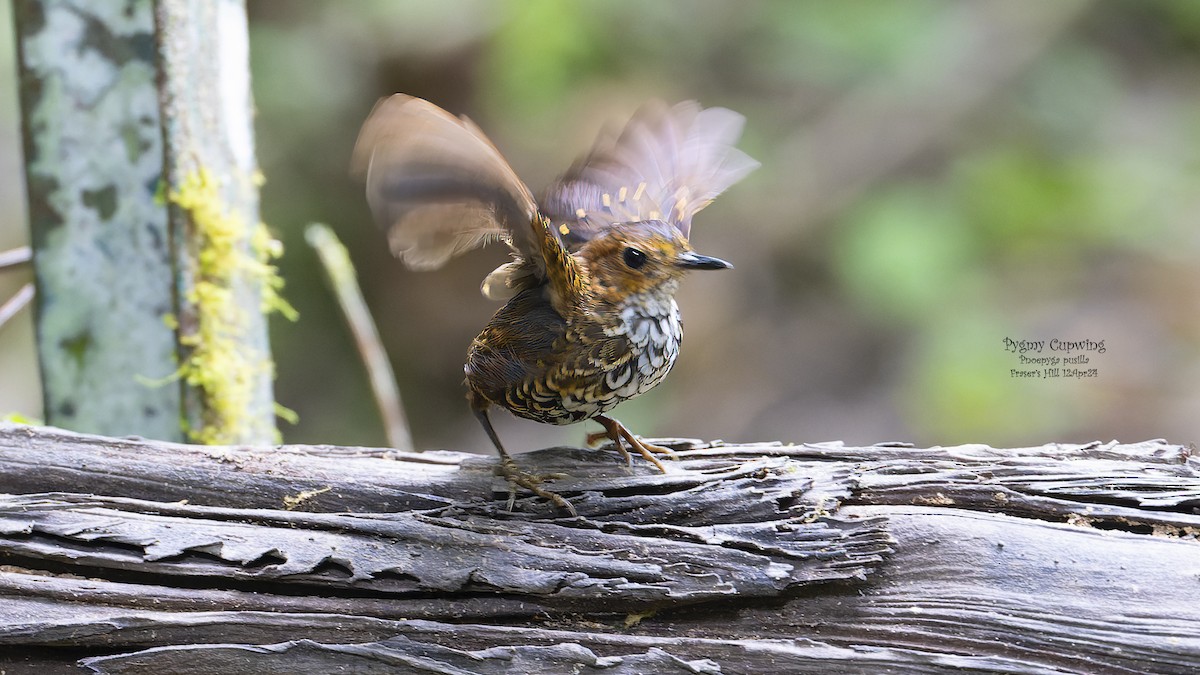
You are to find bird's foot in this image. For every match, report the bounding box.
[585,429,634,464]
[625,436,677,472]
[497,455,576,516]
[588,415,678,473]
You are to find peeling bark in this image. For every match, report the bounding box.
[0,424,1197,674]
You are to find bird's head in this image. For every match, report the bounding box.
[575,221,731,305]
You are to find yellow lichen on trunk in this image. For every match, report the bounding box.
[169,168,296,445]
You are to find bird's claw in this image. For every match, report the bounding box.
[584,430,610,447]
[628,437,671,472]
[589,416,678,473]
[497,457,577,515]
[638,439,679,458]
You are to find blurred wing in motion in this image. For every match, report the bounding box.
[542,101,759,247]
[351,95,539,270]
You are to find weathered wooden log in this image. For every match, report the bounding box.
[1,423,1198,674]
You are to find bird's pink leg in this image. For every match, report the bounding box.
[471,396,576,515]
[589,415,677,472]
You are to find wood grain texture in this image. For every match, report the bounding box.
[0,424,1197,674]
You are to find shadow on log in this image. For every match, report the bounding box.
[0,423,1198,674]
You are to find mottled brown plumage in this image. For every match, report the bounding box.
[353,95,757,511]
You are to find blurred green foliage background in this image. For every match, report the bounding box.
[1,0,1197,451]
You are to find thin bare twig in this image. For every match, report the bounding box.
[0,247,32,269]
[305,224,414,453]
[0,283,35,332]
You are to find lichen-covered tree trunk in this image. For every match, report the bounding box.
[13,0,279,444]
[14,0,183,440]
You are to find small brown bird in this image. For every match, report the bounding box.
[352,95,757,510]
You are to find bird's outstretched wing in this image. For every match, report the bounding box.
[353,95,585,311]
[541,101,759,248]
[351,95,539,270]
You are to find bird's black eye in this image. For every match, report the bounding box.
[623,247,647,269]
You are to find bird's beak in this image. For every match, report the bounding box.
[676,251,733,270]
